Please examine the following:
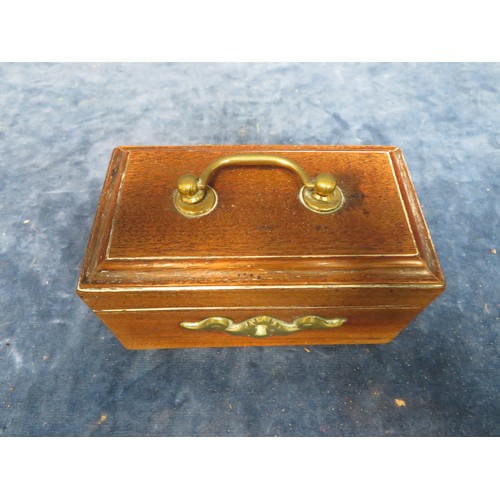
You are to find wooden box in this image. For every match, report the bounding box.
[77,145,445,349]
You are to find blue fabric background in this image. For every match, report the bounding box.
[0,63,498,436]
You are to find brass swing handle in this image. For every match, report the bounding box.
[173,154,344,218]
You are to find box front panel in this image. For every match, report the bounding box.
[96,306,424,349]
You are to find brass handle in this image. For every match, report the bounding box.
[173,154,344,217]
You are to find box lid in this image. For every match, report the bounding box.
[78,145,445,307]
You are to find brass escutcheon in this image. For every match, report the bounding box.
[173,154,344,217]
[181,315,347,338]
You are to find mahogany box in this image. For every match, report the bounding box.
[77,145,445,349]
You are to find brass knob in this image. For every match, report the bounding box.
[173,154,344,218]
[313,173,337,198]
[299,172,343,213]
[177,174,199,197]
[174,173,218,217]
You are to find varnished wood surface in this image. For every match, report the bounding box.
[81,285,444,311]
[110,148,416,258]
[80,146,444,287]
[77,145,445,349]
[97,306,424,349]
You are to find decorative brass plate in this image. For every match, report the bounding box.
[181,315,347,338]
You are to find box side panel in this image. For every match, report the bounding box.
[78,148,129,285]
[390,148,445,284]
[95,306,425,349]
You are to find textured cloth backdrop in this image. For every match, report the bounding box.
[0,63,498,436]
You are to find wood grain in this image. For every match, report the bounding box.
[77,145,445,349]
